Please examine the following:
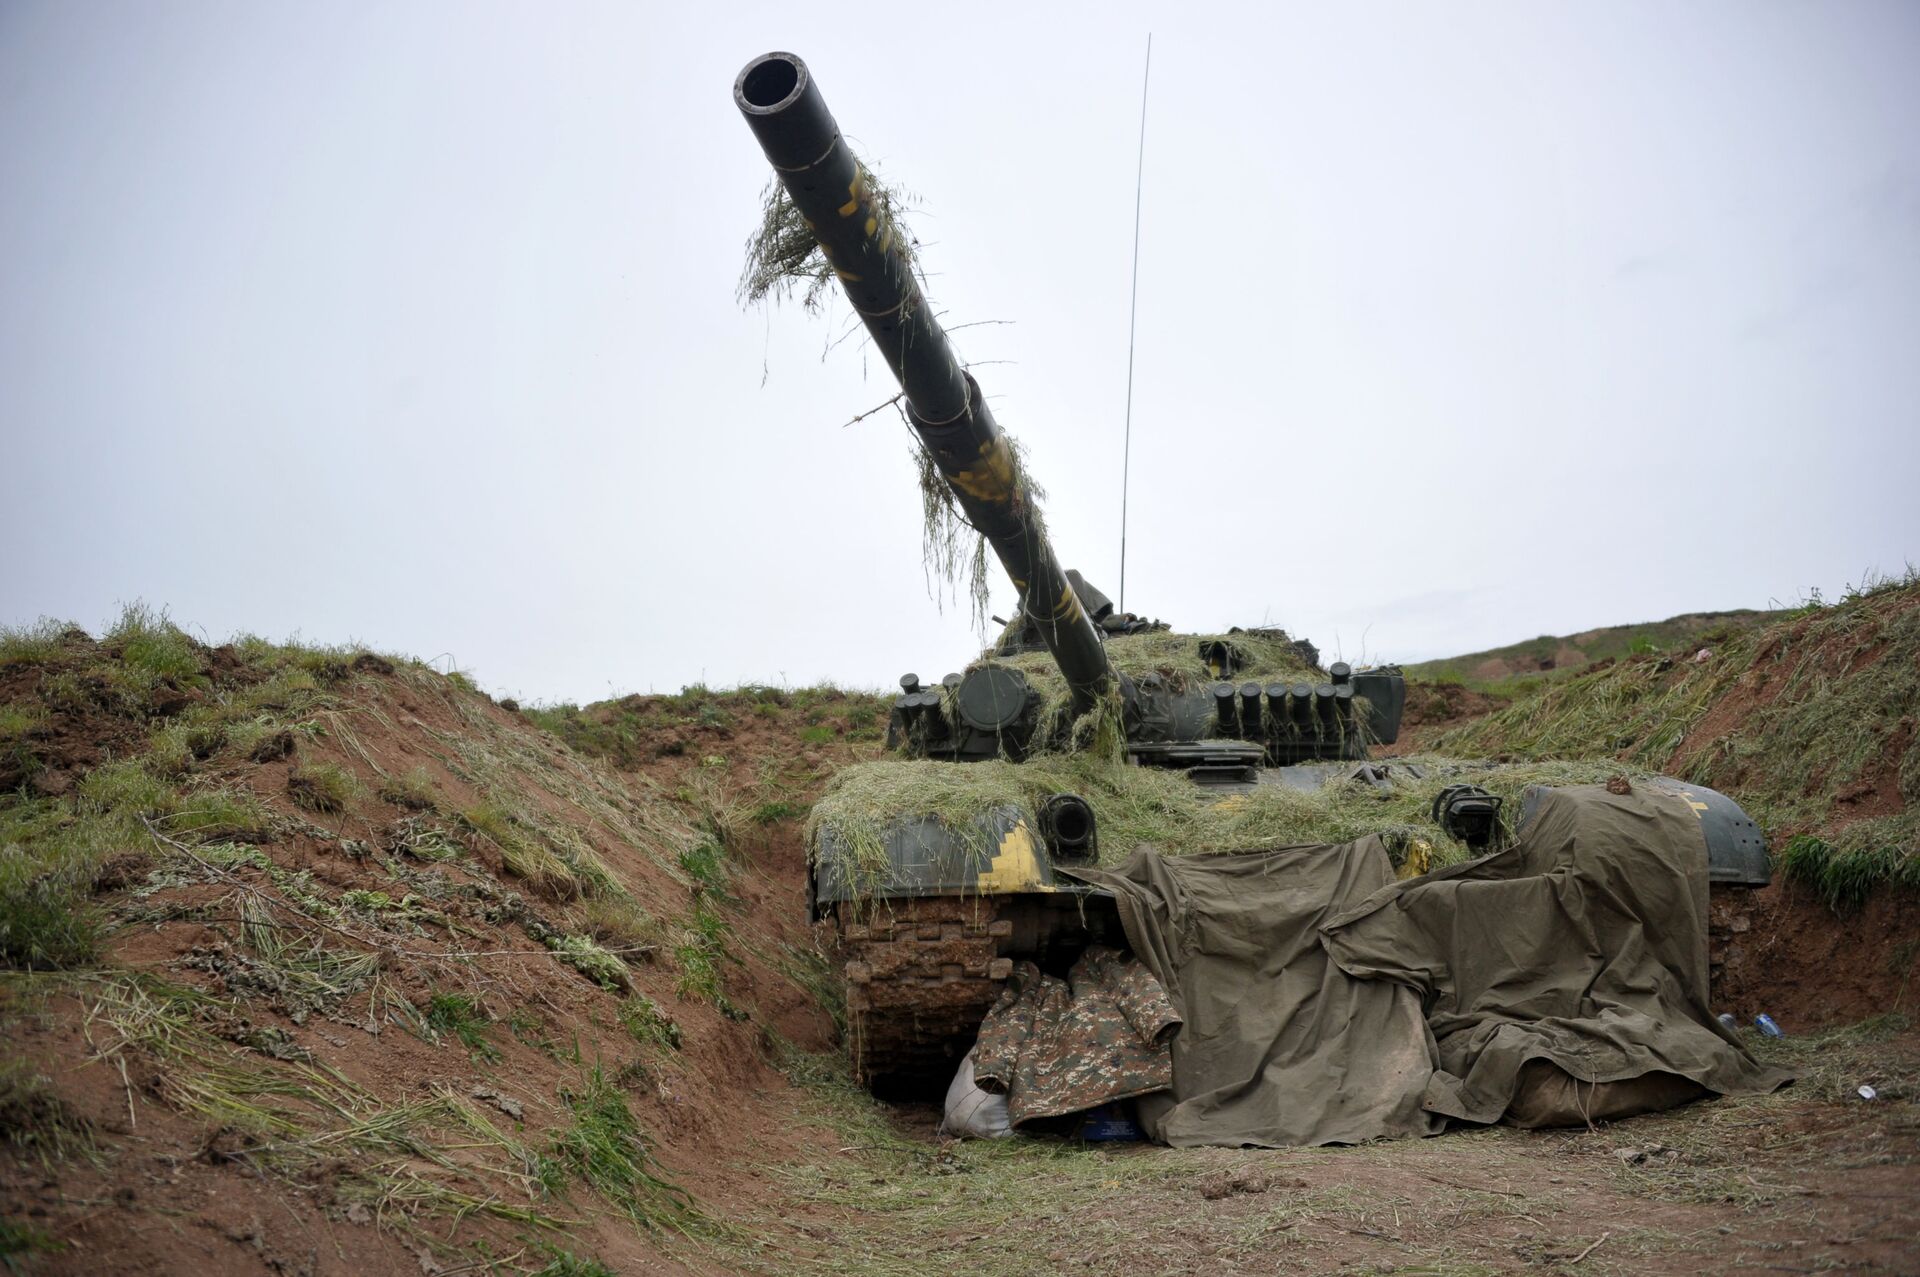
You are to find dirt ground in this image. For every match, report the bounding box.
[703,1040,1920,1276]
[1377,682,1508,757]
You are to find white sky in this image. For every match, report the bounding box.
[2,2,1916,704]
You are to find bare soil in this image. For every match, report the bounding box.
[767,1076,1920,1276]
[1376,682,1506,756]
[1666,595,1915,845]
[1711,878,1920,1030]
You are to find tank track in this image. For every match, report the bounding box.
[833,898,1013,1089]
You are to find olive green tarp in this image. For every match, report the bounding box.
[1067,837,1446,1147]
[1063,783,1790,1147]
[1320,783,1793,1127]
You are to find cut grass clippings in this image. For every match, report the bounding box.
[808,754,1648,892]
[542,1063,692,1233]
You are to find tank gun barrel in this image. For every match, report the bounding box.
[734,52,1114,716]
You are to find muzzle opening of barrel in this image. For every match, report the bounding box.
[738,55,802,112]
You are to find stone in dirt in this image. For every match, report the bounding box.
[1198,1166,1289,1199]
[1613,1144,1680,1166]
[470,1085,524,1121]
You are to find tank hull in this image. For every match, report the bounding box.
[811,758,1769,1091]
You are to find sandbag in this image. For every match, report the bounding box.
[1503,1060,1707,1129]
[938,1050,1012,1140]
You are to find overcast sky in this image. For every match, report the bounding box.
[2,2,1916,703]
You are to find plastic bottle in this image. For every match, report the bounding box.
[1755,1013,1784,1038]
[1716,1013,1737,1031]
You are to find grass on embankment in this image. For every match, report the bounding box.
[1405,607,1784,694]
[0,605,757,1268]
[1435,574,1920,908]
[523,684,889,772]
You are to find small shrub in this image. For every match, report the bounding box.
[543,932,631,992]
[618,996,683,1051]
[519,704,579,736]
[0,703,44,741]
[0,618,77,669]
[533,1250,616,1277]
[169,786,271,840]
[288,762,360,814]
[462,803,577,898]
[146,721,226,777]
[294,648,353,684]
[377,766,438,811]
[106,603,203,687]
[218,719,288,762]
[76,760,175,818]
[677,775,745,859]
[6,764,190,968]
[677,839,728,892]
[541,1064,689,1231]
[0,852,101,970]
[234,667,326,716]
[674,898,742,1017]
[425,992,501,1062]
[750,799,805,826]
[0,704,44,787]
[577,895,659,954]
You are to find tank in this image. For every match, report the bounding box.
[734,52,1771,1093]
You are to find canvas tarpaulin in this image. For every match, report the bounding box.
[1320,783,1793,1127]
[1066,837,1445,1148]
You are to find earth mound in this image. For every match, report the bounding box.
[0,611,860,1274]
[1431,576,1920,1028]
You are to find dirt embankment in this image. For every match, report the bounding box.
[1375,681,1508,756]
[1710,879,1920,1030]
[1406,608,1781,686]
[1417,582,1920,1030]
[0,627,882,1276]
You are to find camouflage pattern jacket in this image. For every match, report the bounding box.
[971,946,1182,1126]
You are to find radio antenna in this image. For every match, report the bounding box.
[1117,33,1151,615]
